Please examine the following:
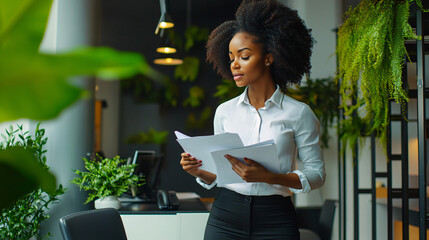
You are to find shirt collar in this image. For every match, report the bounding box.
[237,85,284,109]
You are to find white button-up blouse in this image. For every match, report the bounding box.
[196,86,326,196]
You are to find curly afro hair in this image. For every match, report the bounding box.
[206,0,313,91]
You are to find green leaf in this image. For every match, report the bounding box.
[0,0,162,123]
[174,56,199,82]
[186,106,212,130]
[125,128,169,145]
[213,79,243,103]
[336,0,416,151]
[184,26,209,51]
[53,47,156,80]
[0,0,52,52]
[149,129,169,144]
[0,147,56,210]
[71,155,144,203]
[0,47,158,122]
[183,86,204,108]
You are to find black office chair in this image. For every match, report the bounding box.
[59,208,128,240]
[299,199,337,240]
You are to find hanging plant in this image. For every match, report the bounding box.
[336,0,420,148]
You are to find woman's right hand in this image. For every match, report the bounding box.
[180,152,203,177]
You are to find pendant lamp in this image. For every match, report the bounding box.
[155,0,174,35]
[156,30,177,54]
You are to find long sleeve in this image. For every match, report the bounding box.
[289,105,325,193]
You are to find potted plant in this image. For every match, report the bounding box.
[0,124,65,240]
[71,155,143,210]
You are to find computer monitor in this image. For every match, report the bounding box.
[131,150,162,200]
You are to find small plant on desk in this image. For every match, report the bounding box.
[71,155,144,209]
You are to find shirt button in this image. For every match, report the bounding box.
[245,196,251,201]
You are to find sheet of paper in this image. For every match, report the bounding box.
[210,143,280,186]
[246,139,275,147]
[174,131,190,139]
[175,131,244,174]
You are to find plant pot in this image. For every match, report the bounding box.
[94,196,121,210]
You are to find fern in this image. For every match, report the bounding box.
[337,0,419,152]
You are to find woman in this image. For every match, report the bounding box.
[180,0,325,239]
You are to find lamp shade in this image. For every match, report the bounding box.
[153,57,183,65]
[156,46,177,54]
[156,30,177,54]
[155,0,174,34]
[153,51,183,65]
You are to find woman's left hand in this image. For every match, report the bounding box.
[224,154,274,183]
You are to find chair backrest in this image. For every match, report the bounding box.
[59,208,127,240]
[318,199,337,240]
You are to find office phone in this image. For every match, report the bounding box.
[157,190,180,210]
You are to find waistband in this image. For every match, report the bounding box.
[218,187,291,204]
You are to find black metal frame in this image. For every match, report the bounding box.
[415,7,427,240]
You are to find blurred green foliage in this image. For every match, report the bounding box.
[288,78,339,148]
[126,128,169,145]
[0,0,160,214]
[213,79,244,104]
[175,56,200,82]
[185,106,213,130]
[183,86,205,108]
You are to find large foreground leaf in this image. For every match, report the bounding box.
[0,0,165,210]
[0,0,162,122]
[0,147,56,210]
[0,0,52,52]
[0,48,157,122]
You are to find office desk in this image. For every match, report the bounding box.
[119,198,210,240]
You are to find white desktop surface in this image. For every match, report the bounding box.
[119,193,210,240]
[121,212,209,240]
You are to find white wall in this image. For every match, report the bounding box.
[282,0,342,205]
[281,1,342,239]
[38,0,96,239]
[95,80,120,158]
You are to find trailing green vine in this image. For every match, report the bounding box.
[337,0,419,150]
[412,0,429,12]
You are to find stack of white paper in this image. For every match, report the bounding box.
[175,131,280,186]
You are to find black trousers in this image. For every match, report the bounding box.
[204,188,300,240]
